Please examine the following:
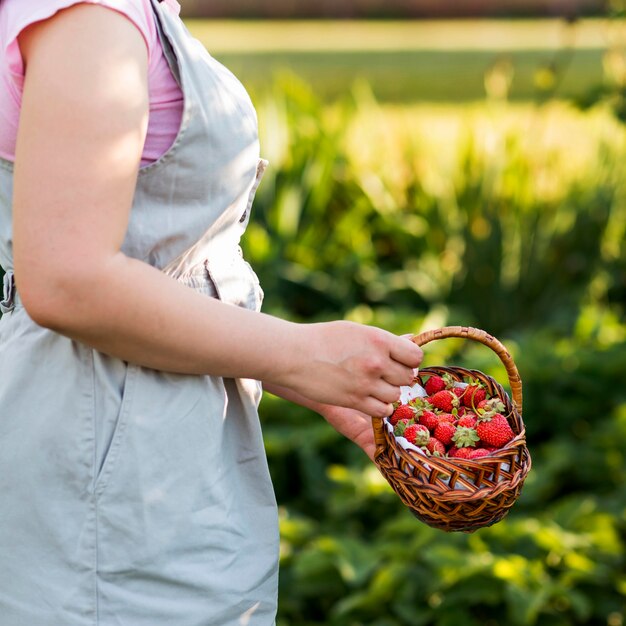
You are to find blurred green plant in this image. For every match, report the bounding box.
[243,77,626,625]
[574,1,626,126]
[249,75,626,336]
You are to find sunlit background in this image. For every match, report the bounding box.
[181,2,626,625]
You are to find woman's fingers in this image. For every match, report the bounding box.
[382,360,417,387]
[285,321,426,415]
[366,335,424,414]
[363,397,395,419]
[388,335,423,369]
[368,379,402,405]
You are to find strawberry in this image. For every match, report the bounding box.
[463,381,487,409]
[434,421,456,446]
[451,426,480,448]
[476,413,514,448]
[452,387,465,399]
[409,396,432,409]
[417,409,439,432]
[394,419,413,437]
[428,390,459,413]
[404,424,430,446]
[442,373,457,388]
[457,414,477,429]
[437,413,456,425]
[477,397,505,414]
[469,448,491,459]
[450,446,474,459]
[389,404,416,426]
[426,437,446,455]
[424,375,446,396]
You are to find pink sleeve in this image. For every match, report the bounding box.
[1,0,157,87]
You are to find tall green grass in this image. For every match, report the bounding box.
[247,77,626,336]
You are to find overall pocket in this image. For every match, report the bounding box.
[205,253,264,312]
[93,358,139,498]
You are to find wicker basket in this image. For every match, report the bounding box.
[372,326,532,533]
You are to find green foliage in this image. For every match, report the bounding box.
[247,80,626,624]
[249,77,626,336]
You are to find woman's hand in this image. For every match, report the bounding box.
[264,325,421,458]
[276,321,423,418]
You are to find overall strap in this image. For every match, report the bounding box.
[0,270,16,314]
[148,0,182,88]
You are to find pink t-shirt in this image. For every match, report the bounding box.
[0,0,184,166]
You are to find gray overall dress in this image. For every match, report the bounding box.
[0,1,279,624]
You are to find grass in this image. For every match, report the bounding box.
[212,49,602,102]
[185,19,612,101]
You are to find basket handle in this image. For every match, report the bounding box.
[411,326,523,413]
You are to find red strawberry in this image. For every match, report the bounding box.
[476,414,514,448]
[437,412,456,424]
[393,418,413,437]
[452,387,465,399]
[434,421,456,446]
[409,396,432,408]
[426,437,446,455]
[404,424,430,446]
[457,414,477,429]
[451,426,480,448]
[463,382,487,409]
[477,397,505,414]
[450,446,474,459]
[424,375,446,396]
[418,409,439,432]
[469,448,491,459]
[389,404,415,425]
[428,390,459,413]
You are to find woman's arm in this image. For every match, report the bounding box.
[13,4,422,418]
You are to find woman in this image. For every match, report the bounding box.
[0,0,423,623]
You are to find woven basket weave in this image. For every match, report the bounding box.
[373,326,531,533]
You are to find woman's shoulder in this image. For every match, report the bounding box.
[1,0,158,71]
